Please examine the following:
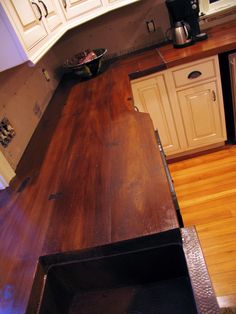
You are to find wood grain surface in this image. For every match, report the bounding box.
[0,57,177,313]
[1,18,236,313]
[169,145,236,308]
[159,19,236,68]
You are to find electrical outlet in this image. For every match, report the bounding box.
[42,68,50,81]
[146,20,156,33]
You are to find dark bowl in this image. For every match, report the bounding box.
[64,48,107,78]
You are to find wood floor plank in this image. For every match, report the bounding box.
[204,251,236,267]
[173,170,236,195]
[201,239,236,257]
[182,206,232,226]
[196,217,236,238]
[199,231,236,248]
[169,146,236,306]
[180,189,236,209]
[208,259,236,275]
[212,271,236,296]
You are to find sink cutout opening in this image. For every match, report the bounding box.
[38,245,197,314]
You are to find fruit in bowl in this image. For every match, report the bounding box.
[64,48,107,78]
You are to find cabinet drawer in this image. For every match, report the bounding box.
[171,58,216,88]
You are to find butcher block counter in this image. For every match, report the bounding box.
[0,20,236,313]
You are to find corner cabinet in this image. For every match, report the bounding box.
[131,55,227,158]
[0,0,139,72]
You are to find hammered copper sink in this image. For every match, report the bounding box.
[27,228,219,314]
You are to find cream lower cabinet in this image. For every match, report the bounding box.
[177,81,226,149]
[131,55,227,157]
[131,72,181,155]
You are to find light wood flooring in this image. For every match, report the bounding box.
[169,145,236,309]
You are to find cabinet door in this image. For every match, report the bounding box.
[61,0,102,20]
[2,0,48,50]
[39,0,64,32]
[177,81,226,148]
[131,74,181,155]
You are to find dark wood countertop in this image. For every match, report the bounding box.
[159,19,236,68]
[1,19,236,314]
[0,58,177,313]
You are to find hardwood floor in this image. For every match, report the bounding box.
[169,145,236,308]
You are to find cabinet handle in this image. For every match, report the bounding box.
[212,90,216,102]
[134,106,139,112]
[187,70,202,79]
[62,0,67,9]
[32,1,42,20]
[39,0,48,17]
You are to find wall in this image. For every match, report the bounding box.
[0,0,170,170]
[0,47,62,169]
[55,0,170,64]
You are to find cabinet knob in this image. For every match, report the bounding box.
[134,106,139,112]
[187,70,202,79]
[38,0,48,17]
[32,1,43,21]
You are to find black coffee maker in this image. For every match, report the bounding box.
[165,0,207,47]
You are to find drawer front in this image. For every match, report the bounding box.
[171,58,216,88]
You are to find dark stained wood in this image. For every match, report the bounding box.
[1,18,236,313]
[0,56,176,313]
[159,19,236,68]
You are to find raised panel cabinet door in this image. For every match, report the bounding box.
[61,0,102,20]
[177,81,226,148]
[131,74,181,155]
[2,0,48,50]
[39,0,64,32]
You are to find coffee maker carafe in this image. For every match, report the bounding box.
[165,0,207,48]
[173,21,192,48]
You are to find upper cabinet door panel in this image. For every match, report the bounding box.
[62,0,102,20]
[39,0,64,32]
[3,0,47,50]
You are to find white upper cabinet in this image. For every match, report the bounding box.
[40,0,65,32]
[59,0,139,28]
[0,0,139,72]
[0,0,66,70]
[2,0,48,51]
[60,0,103,20]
